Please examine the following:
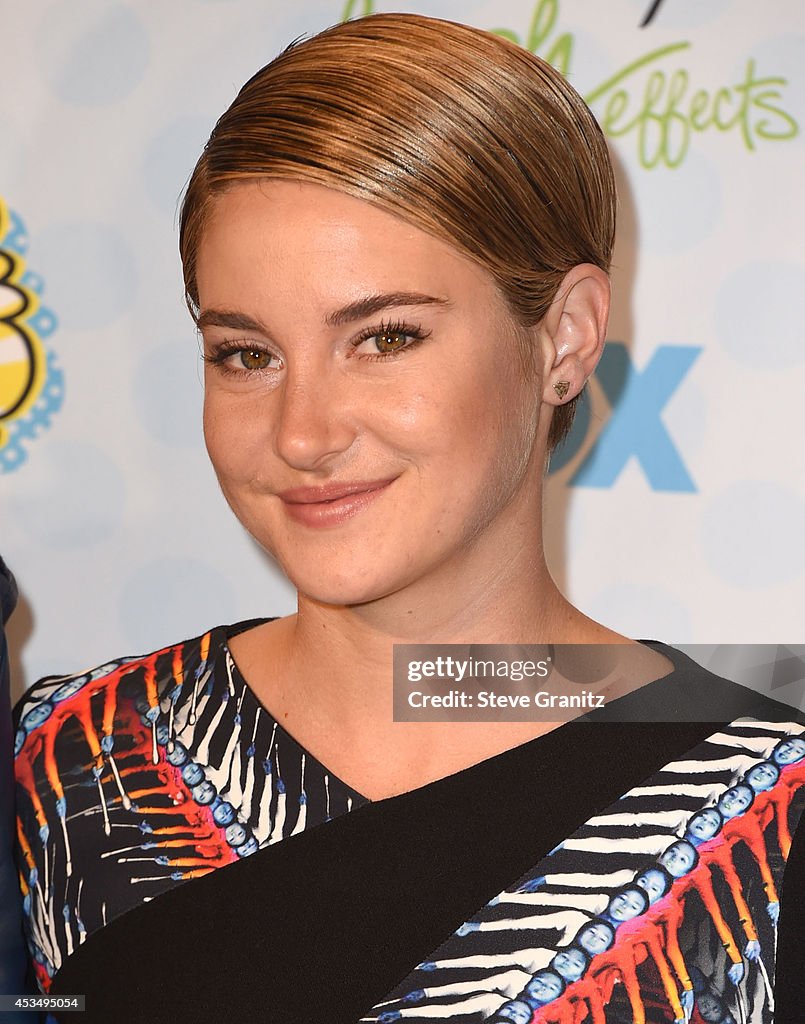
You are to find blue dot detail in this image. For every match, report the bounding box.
[31,222,137,330]
[119,557,238,650]
[716,262,805,369]
[701,480,805,587]
[7,439,124,545]
[41,4,150,106]
[131,342,204,449]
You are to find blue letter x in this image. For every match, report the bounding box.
[570,342,701,491]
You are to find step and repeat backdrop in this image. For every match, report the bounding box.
[2,0,804,695]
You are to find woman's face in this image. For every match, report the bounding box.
[181,762,204,786]
[196,181,544,607]
[774,737,805,765]
[659,840,696,878]
[686,808,722,842]
[524,970,563,1005]
[166,741,188,766]
[697,992,724,1021]
[607,888,646,922]
[745,762,779,791]
[717,784,753,819]
[22,702,54,731]
[225,822,247,847]
[495,1001,532,1024]
[576,922,613,955]
[551,947,587,982]
[52,677,87,703]
[635,868,669,904]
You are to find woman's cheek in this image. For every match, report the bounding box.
[204,392,262,476]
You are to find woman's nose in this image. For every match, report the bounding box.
[273,364,358,471]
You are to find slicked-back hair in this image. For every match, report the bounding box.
[179,13,616,450]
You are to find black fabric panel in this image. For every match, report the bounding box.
[46,647,805,1023]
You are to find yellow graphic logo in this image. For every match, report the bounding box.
[0,195,62,472]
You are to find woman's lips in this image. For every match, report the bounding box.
[277,478,397,503]
[279,478,396,527]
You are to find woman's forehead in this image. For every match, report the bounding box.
[195,180,498,311]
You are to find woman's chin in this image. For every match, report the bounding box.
[282,555,418,611]
[294,581,393,610]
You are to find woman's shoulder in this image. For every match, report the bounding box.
[12,621,253,991]
[10,623,250,759]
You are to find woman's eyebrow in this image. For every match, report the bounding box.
[196,309,266,333]
[324,291,451,327]
[195,293,450,333]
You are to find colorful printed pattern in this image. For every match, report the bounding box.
[13,628,367,991]
[362,720,805,1024]
[15,631,805,1021]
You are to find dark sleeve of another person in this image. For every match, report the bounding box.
[0,556,36,1022]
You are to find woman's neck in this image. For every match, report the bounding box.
[225,545,668,800]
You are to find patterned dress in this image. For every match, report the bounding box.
[13,622,805,1023]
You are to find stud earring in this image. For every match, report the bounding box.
[553,381,570,400]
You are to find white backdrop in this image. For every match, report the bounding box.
[2,0,804,697]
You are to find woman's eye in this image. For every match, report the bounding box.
[209,346,280,372]
[235,348,275,370]
[371,330,411,354]
[353,324,429,360]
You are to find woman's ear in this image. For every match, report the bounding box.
[538,264,610,407]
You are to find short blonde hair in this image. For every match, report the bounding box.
[179,12,616,449]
